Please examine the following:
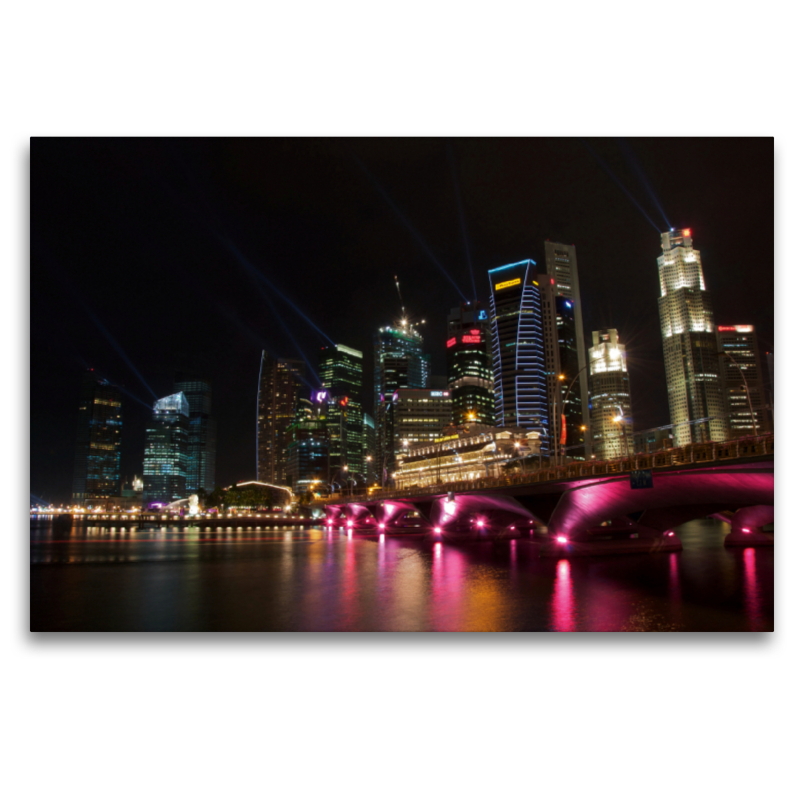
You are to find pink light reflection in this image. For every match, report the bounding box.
[742,547,764,631]
[550,559,577,631]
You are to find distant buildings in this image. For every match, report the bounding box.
[257,353,305,485]
[71,370,122,506]
[446,302,494,425]
[363,412,377,483]
[374,324,431,480]
[543,242,590,458]
[143,392,190,504]
[286,397,329,493]
[319,343,365,477]
[589,329,633,460]
[716,324,771,435]
[174,372,216,494]
[657,229,727,445]
[488,260,549,451]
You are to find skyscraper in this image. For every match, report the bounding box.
[488,260,549,451]
[544,242,590,456]
[72,370,122,506]
[257,353,306,485]
[588,329,633,460]
[363,412,376,483]
[319,344,365,477]
[143,392,190,504]
[174,372,216,494]
[658,229,727,445]
[374,324,430,480]
[286,397,329,493]
[394,388,453,450]
[446,301,493,424]
[716,324,771,435]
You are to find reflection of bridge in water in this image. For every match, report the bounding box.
[317,434,774,555]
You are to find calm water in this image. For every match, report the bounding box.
[30,519,773,632]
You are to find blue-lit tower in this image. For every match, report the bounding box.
[488,260,549,451]
[143,392,190,504]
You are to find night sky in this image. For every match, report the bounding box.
[30,137,773,503]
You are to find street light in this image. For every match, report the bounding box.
[718,350,758,437]
[613,407,630,460]
[555,364,592,466]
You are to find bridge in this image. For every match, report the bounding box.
[316,433,774,555]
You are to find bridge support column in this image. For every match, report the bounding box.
[724,505,774,547]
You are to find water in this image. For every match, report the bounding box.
[30,519,773,632]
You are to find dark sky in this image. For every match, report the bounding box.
[30,137,774,503]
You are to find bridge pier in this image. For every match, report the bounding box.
[719,505,774,547]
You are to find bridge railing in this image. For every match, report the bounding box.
[320,432,773,505]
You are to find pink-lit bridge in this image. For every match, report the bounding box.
[317,434,774,555]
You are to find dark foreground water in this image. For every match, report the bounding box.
[30,519,773,632]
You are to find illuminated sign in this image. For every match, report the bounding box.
[315,390,327,403]
[462,335,481,344]
[478,310,487,320]
[446,337,457,348]
[430,391,450,397]
[718,325,753,333]
[434,434,459,443]
[339,396,348,407]
[682,228,691,236]
[494,278,521,291]
[469,329,480,335]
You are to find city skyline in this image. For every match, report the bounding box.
[31,138,773,502]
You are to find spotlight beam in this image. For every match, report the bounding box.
[616,138,672,230]
[447,143,478,303]
[580,140,661,233]
[353,154,469,302]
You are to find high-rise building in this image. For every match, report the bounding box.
[766,350,774,426]
[374,324,431,479]
[588,329,634,460]
[543,242,591,457]
[446,301,494,424]
[286,397,329,493]
[174,372,216,494]
[657,229,727,445]
[72,370,122,506]
[143,392,190,504]
[488,260,550,451]
[716,325,771,436]
[394,388,453,453]
[257,353,306,485]
[363,412,376,484]
[319,344,365,477]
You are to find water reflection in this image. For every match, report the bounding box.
[742,548,764,631]
[550,559,576,632]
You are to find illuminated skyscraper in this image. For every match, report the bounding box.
[657,229,727,445]
[588,329,633,460]
[174,372,216,493]
[488,260,549,451]
[394,388,453,451]
[446,302,493,424]
[374,325,430,480]
[543,242,591,457]
[319,344,364,477]
[71,370,122,506]
[286,397,329,493]
[143,392,190,504]
[363,412,376,483]
[257,353,306,485]
[716,324,771,435]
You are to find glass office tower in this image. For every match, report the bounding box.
[257,353,306,485]
[174,372,216,493]
[446,301,493,424]
[657,229,727,445]
[71,369,122,506]
[143,392,190,504]
[286,398,329,493]
[488,260,549,452]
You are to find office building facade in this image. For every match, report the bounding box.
[257,353,306,485]
[174,373,216,494]
[143,392,190,504]
[71,370,123,506]
[543,242,591,457]
[657,229,727,445]
[286,398,329,493]
[488,260,550,452]
[446,301,494,425]
[716,325,771,435]
[394,388,453,454]
[588,329,634,460]
[363,412,377,483]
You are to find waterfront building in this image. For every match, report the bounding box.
[657,229,727,445]
[716,325,771,435]
[143,392,190,504]
[374,324,431,480]
[588,329,634,460]
[174,372,216,494]
[257,353,306,485]
[286,398,329,494]
[487,260,550,451]
[394,424,539,490]
[71,370,122,506]
[318,344,365,477]
[394,389,453,457]
[543,242,591,457]
[446,302,494,425]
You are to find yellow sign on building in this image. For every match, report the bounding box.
[494,278,521,291]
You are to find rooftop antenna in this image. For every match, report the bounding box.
[394,275,407,326]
